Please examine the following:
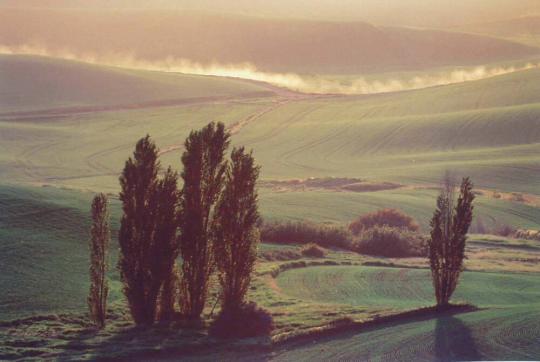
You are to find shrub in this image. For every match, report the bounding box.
[259,249,302,261]
[353,226,427,258]
[511,193,525,202]
[209,302,274,339]
[471,216,487,234]
[260,221,352,249]
[301,243,326,258]
[349,208,419,236]
[515,229,540,241]
[493,224,516,237]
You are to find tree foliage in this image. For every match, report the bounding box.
[88,193,110,328]
[118,136,180,325]
[153,168,181,321]
[428,176,475,307]
[179,122,230,319]
[214,147,260,312]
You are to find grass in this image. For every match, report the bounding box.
[0,101,273,192]
[1,54,540,359]
[232,69,540,192]
[276,266,540,308]
[0,56,539,203]
[2,58,539,195]
[0,54,274,113]
[263,265,540,361]
[265,306,540,361]
[259,188,540,230]
[1,181,539,359]
[0,184,124,321]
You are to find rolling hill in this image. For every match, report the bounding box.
[233,68,540,194]
[0,55,274,113]
[0,47,539,360]
[266,265,540,361]
[1,54,539,197]
[460,16,540,47]
[1,9,539,74]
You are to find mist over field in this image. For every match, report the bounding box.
[1,1,540,361]
[2,44,540,95]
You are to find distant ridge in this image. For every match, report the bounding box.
[1,9,539,74]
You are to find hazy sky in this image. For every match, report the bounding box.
[2,0,540,27]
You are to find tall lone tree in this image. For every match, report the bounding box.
[88,193,110,328]
[428,176,475,307]
[179,122,230,319]
[118,135,180,325]
[214,147,260,312]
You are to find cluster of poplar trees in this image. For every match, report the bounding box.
[87,123,475,328]
[88,122,260,326]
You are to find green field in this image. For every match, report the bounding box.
[0,54,273,113]
[276,266,540,308]
[1,53,540,360]
[259,188,540,230]
[2,55,540,195]
[266,265,540,361]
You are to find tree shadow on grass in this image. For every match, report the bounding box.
[55,318,273,361]
[434,315,481,362]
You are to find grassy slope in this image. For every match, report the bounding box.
[0,185,124,320]
[1,56,540,193]
[0,55,538,230]
[0,55,274,113]
[276,266,540,308]
[271,265,540,361]
[459,15,540,47]
[268,307,540,361]
[0,55,539,361]
[260,188,540,230]
[1,183,538,322]
[0,101,270,192]
[234,69,540,193]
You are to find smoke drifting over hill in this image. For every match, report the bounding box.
[2,45,539,95]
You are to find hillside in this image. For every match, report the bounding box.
[234,68,540,193]
[1,53,540,359]
[1,9,539,74]
[1,55,539,197]
[267,266,540,361]
[460,16,540,47]
[0,55,274,113]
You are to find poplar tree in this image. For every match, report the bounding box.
[153,168,181,321]
[214,147,260,312]
[179,122,230,319]
[118,135,180,325]
[428,176,475,307]
[88,193,110,328]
